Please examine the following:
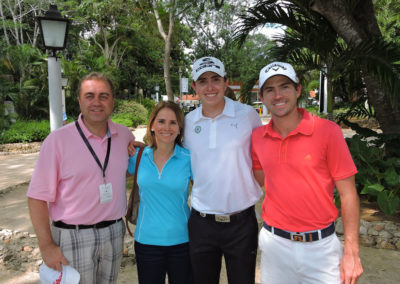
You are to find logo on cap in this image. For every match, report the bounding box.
[265,63,287,73]
[196,58,221,72]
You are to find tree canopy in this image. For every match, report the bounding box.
[1,0,399,135]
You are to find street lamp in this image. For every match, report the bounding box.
[37,4,70,131]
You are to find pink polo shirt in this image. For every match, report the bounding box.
[251,109,357,232]
[27,115,134,225]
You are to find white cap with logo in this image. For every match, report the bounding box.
[39,263,80,284]
[192,57,226,81]
[259,62,299,91]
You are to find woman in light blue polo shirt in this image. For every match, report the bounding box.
[128,101,193,284]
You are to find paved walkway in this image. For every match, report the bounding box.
[0,153,39,192]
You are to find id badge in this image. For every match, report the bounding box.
[99,183,113,204]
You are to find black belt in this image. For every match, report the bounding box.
[192,206,254,223]
[53,218,122,230]
[263,222,335,242]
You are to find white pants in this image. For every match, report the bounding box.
[259,227,343,284]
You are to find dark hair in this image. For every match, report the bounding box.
[192,76,228,85]
[77,72,115,97]
[224,87,236,101]
[259,77,299,95]
[144,101,185,149]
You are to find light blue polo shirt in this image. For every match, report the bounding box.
[128,144,192,246]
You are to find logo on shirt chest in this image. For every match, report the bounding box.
[194,126,201,134]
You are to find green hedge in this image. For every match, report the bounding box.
[0,120,50,144]
[112,99,148,128]
[139,98,156,118]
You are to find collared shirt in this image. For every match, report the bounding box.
[128,145,192,246]
[184,97,263,214]
[27,114,134,224]
[251,108,357,232]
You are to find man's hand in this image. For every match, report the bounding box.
[128,140,146,156]
[41,242,69,271]
[28,198,69,272]
[340,250,363,284]
[336,176,364,283]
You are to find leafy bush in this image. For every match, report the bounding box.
[139,98,156,118]
[0,120,50,144]
[343,119,400,215]
[113,100,148,128]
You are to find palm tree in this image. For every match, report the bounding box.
[235,0,400,134]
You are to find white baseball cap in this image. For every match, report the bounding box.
[39,263,80,284]
[192,57,226,81]
[259,62,299,91]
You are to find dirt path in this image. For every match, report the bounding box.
[1,184,400,283]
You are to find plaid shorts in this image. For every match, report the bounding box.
[51,220,126,284]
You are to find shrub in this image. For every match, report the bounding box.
[139,98,156,118]
[0,120,50,144]
[113,100,148,128]
[111,113,134,128]
[343,119,400,215]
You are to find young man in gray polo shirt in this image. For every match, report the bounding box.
[184,57,263,284]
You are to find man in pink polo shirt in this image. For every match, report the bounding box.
[251,62,363,284]
[27,72,134,283]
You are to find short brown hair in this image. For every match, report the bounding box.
[192,76,228,86]
[259,78,299,95]
[77,72,115,97]
[144,101,185,149]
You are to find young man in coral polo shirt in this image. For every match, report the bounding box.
[251,62,363,284]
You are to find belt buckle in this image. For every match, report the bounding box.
[290,232,305,242]
[215,214,230,223]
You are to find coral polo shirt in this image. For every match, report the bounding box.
[251,109,357,232]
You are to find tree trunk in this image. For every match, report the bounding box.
[310,0,400,134]
[0,3,10,45]
[152,0,175,102]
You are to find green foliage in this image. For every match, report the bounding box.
[375,0,400,47]
[138,98,156,117]
[0,120,50,144]
[343,120,400,215]
[112,99,148,127]
[235,0,400,129]
[1,45,48,120]
[305,105,320,115]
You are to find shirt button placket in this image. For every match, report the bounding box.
[280,139,287,163]
[209,119,217,149]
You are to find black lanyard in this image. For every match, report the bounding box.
[75,121,111,180]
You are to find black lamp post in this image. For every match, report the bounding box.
[37,4,70,131]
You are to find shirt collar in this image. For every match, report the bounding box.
[263,108,315,138]
[144,144,182,159]
[78,114,116,139]
[193,97,235,122]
